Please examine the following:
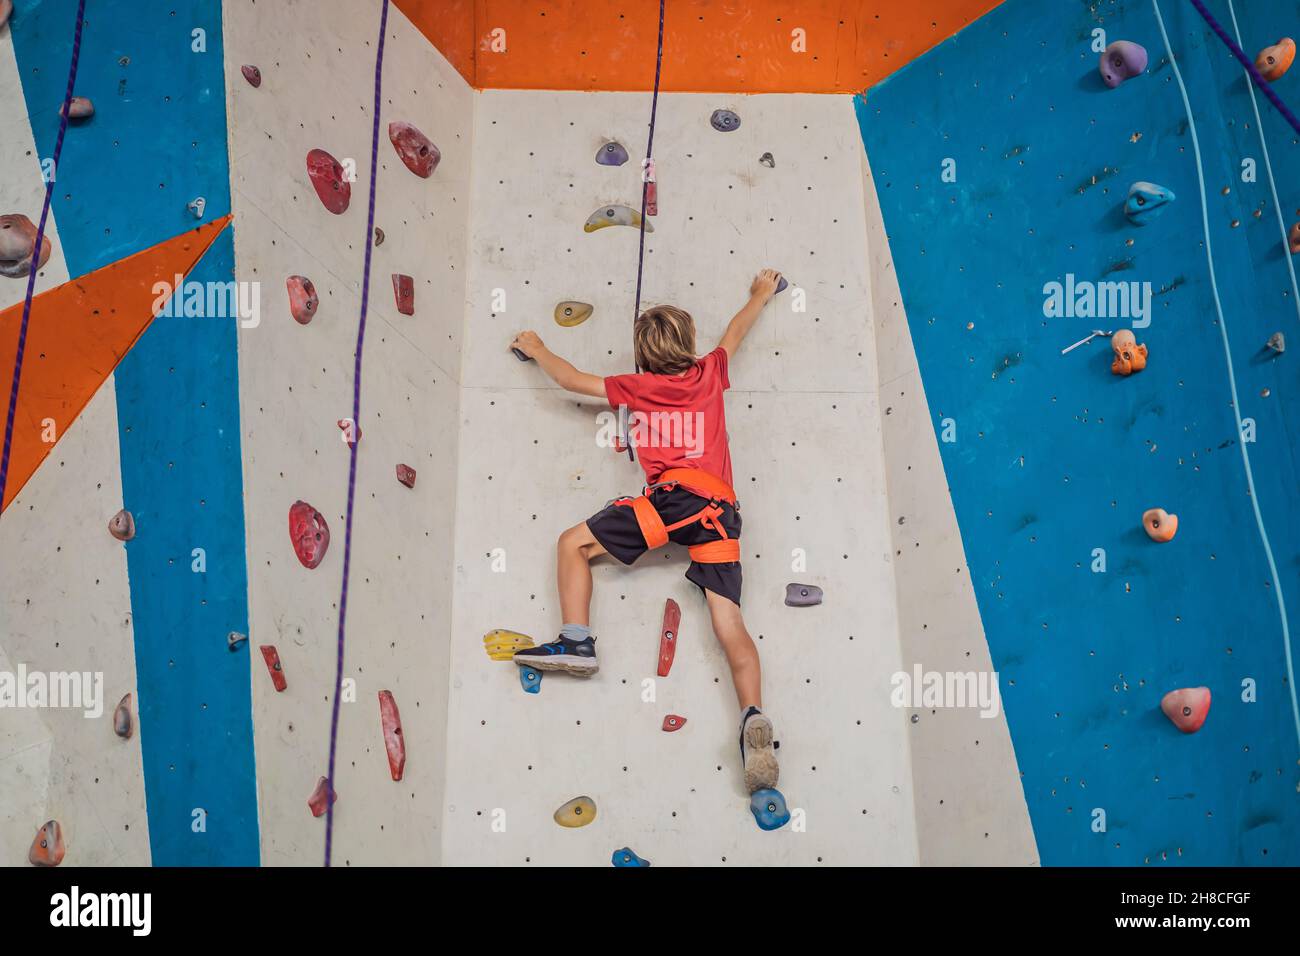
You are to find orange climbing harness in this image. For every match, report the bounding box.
[614,468,740,564]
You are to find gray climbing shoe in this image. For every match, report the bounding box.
[740,707,779,793]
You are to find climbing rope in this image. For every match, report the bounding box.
[1152,0,1300,755]
[324,0,390,868]
[0,0,87,510]
[1188,0,1300,138]
[624,0,666,463]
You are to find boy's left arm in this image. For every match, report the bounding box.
[510,330,607,398]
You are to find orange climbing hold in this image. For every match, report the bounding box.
[1161,687,1210,733]
[59,97,94,120]
[1142,508,1177,543]
[260,645,287,692]
[657,598,680,677]
[308,777,336,817]
[1255,38,1295,81]
[1110,330,1147,376]
[1289,223,1300,254]
[29,820,65,866]
[108,508,135,541]
[378,690,405,781]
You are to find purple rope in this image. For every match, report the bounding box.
[324,0,389,868]
[1188,0,1300,137]
[0,0,87,511]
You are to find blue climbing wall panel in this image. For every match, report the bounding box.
[858,0,1299,865]
[11,0,258,864]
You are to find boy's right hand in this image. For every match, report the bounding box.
[750,268,782,301]
[510,330,545,359]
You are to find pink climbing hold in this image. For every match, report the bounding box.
[308,777,336,818]
[305,148,351,214]
[0,213,52,279]
[378,690,405,781]
[108,508,135,542]
[286,275,318,324]
[396,463,416,488]
[388,121,440,178]
[59,97,94,120]
[1161,687,1210,734]
[392,274,414,315]
[288,500,330,569]
[28,820,65,867]
[260,645,287,692]
[241,64,262,88]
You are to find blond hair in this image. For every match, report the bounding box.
[634,305,697,374]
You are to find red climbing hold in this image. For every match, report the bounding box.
[0,213,52,279]
[241,64,262,88]
[657,598,680,677]
[337,419,361,446]
[59,97,94,120]
[308,777,336,817]
[29,820,64,866]
[388,121,440,178]
[108,508,135,541]
[1289,222,1300,254]
[260,645,287,692]
[1161,687,1210,733]
[286,275,318,324]
[396,463,416,488]
[378,690,405,781]
[1256,38,1295,82]
[662,714,686,732]
[0,0,11,29]
[305,148,350,214]
[113,693,133,739]
[392,274,414,315]
[288,500,330,569]
[646,181,658,217]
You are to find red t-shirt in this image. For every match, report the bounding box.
[604,347,733,487]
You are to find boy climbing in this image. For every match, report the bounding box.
[508,269,783,794]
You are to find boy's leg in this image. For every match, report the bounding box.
[513,521,608,675]
[705,589,778,793]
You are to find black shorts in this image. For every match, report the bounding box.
[586,486,743,606]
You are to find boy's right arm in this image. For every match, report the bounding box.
[718,269,781,360]
[510,330,607,398]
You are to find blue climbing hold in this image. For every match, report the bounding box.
[596,141,629,166]
[519,665,542,694]
[611,846,651,867]
[1124,182,1175,225]
[710,109,741,132]
[749,788,791,831]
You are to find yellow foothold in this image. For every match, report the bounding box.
[553,795,597,828]
[583,204,651,233]
[554,301,594,327]
[483,629,535,661]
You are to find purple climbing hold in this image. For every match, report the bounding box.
[775,276,788,294]
[596,141,629,166]
[784,583,822,607]
[241,65,262,88]
[710,109,741,132]
[1100,41,1147,88]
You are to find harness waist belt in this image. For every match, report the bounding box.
[613,468,739,564]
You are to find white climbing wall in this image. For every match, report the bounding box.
[442,91,921,865]
[0,30,150,866]
[222,0,471,865]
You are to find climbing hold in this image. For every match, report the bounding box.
[710,109,741,132]
[1124,182,1175,225]
[241,64,262,88]
[59,97,94,120]
[775,276,788,295]
[1289,222,1300,254]
[611,847,650,867]
[1099,40,1148,88]
[1142,508,1178,543]
[378,690,405,781]
[1110,329,1148,376]
[1161,687,1211,733]
[305,148,351,215]
[286,275,318,325]
[553,795,597,828]
[483,629,534,661]
[749,788,791,831]
[396,463,417,488]
[227,631,248,652]
[661,714,686,732]
[596,141,629,166]
[374,227,384,246]
[759,152,775,168]
[0,213,52,279]
[1255,38,1295,82]
[554,301,593,327]
[388,121,440,178]
[259,645,286,692]
[289,500,330,569]
[512,348,532,362]
[392,273,414,315]
[188,197,206,219]
[584,204,653,233]
[28,820,65,867]
[1267,331,1285,354]
[337,419,361,446]
[657,598,680,677]
[108,508,135,542]
[113,693,133,739]
[0,0,10,29]
[645,180,658,217]
[519,665,542,694]
[784,583,822,607]
[308,777,336,818]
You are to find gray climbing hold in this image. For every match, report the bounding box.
[710,109,740,132]
[108,509,135,541]
[1267,332,1285,354]
[227,631,248,652]
[113,694,133,739]
[759,152,775,168]
[596,141,629,166]
[1124,182,1175,225]
[784,583,822,607]
[188,197,206,220]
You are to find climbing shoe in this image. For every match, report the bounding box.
[513,635,598,676]
[740,707,779,793]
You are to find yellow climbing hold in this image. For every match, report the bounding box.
[583,204,652,233]
[482,629,534,661]
[553,795,597,828]
[554,301,593,327]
